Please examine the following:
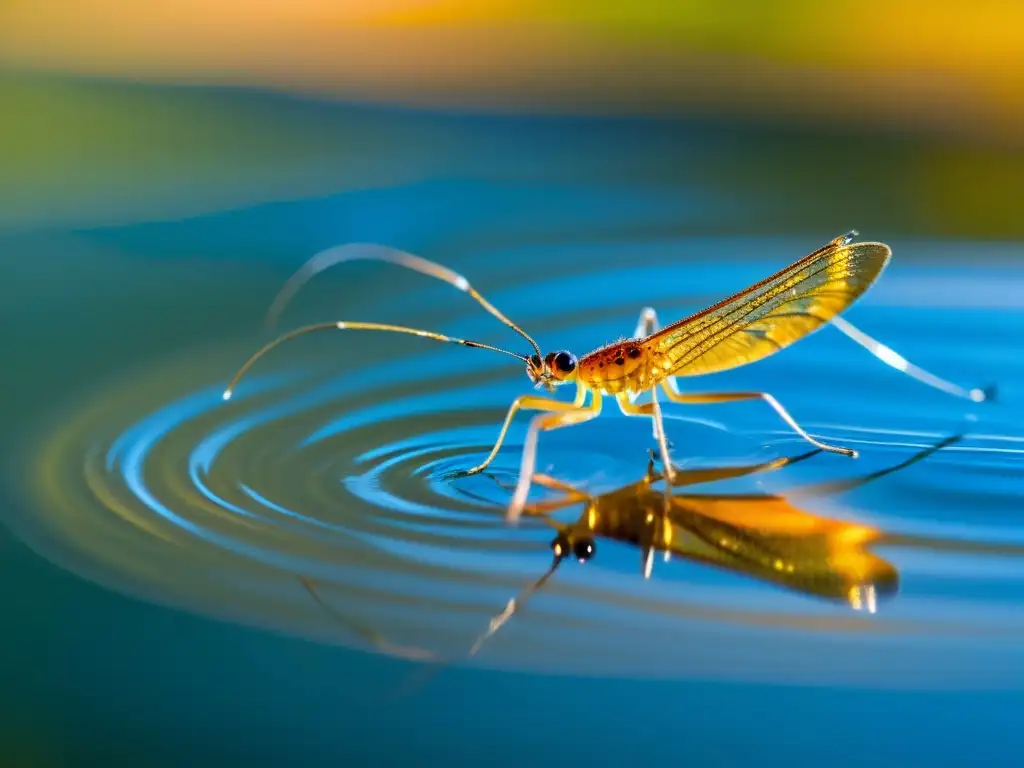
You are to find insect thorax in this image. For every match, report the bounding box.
[579,341,664,395]
[590,496,666,546]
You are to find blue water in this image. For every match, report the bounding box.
[4,75,1024,765]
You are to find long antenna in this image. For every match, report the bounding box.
[388,555,564,698]
[467,556,563,657]
[222,320,527,401]
[266,243,544,361]
[298,577,437,663]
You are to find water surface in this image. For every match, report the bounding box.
[4,75,1024,766]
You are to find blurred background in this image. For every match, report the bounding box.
[3,2,1024,766]
[1,0,1023,235]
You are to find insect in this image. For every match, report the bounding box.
[223,233,992,522]
[462,433,961,657]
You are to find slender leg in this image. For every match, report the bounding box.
[494,473,590,516]
[633,306,661,339]
[639,527,657,579]
[506,396,603,522]
[530,473,590,500]
[462,382,589,476]
[490,472,585,496]
[617,391,677,577]
[648,388,673,577]
[650,449,822,489]
[649,386,676,481]
[791,433,962,498]
[658,383,858,458]
[617,391,678,481]
[631,306,684,457]
[829,316,993,403]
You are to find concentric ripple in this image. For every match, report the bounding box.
[11,240,1024,688]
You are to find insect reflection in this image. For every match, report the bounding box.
[465,434,960,657]
[223,234,992,523]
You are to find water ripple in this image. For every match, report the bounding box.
[10,247,1024,688]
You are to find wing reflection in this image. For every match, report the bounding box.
[531,450,899,607]
[465,434,960,658]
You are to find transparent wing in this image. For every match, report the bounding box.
[647,237,891,377]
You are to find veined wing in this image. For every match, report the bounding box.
[647,235,891,377]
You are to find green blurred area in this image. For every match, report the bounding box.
[0,73,393,230]
[2,70,1022,240]
[534,0,828,51]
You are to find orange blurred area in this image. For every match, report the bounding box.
[1,0,1023,140]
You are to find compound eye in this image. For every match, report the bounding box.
[551,533,572,559]
[573,538,595,562]
[553,351,577,373]
[529,354,542,369]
